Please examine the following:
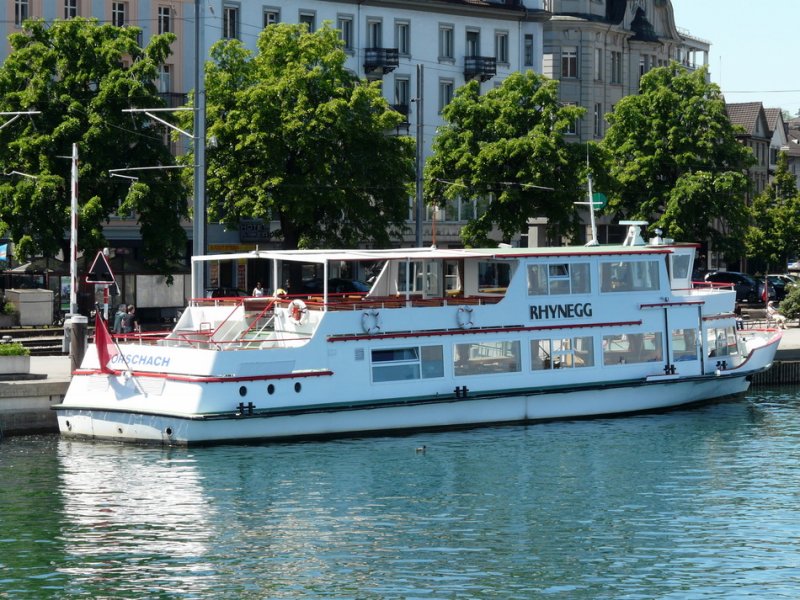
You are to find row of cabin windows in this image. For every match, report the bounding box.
[527,260,661,296]
[369,327,736,382]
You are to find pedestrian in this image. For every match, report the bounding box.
[122,305,138,333]
[252,282,265,297]
[113,304,126,334]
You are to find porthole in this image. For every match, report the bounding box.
[165,427,173,436]
[294,382,302,393]
[239,386,247,397]
[65,420,72,431]
[117,427,123,434]
[267,384,275,395]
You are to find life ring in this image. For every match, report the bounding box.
[457,305,474,329]
[361,309,382,334]
[288,299,308,324]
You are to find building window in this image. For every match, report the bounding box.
[158,64,172,94]
[64,0,78,18]
[594,47,602,80]
[439,79,454,113]
[223,5,239,40]
[395,20,410,56]
[299,10,315,33]
[395,76,410,108]
[112,2,127,27]
[439,24,454,61]
[466,29,480,57]
[495,31,509,64]
[157,6,171,34]
[593,103,603,137]
[611,51,622,83]
[561,47,578,78]
[263,8,279,27]
[563,102,578,135]
[337,15,353,51]
[367,19,382,47]
[524,34,534,67]
[14,0,29,25]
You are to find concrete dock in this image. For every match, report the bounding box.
[1,326,800,438]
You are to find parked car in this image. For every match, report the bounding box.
[767,274,797,301]
[204,287,249,299]
[703,271,773,303]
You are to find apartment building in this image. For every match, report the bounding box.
[542,0,709,142]
[0,1,550,258]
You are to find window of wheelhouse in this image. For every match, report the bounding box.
[706,326,738,357]
[600,260,660,292]
[528,262,590,295]
[478,261,510,293]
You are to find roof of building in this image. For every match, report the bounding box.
[726,102,765,136]
[764,108,785,135]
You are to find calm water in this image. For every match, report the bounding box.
[3,389,800,599]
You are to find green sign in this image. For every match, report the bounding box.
[591,192,607,209]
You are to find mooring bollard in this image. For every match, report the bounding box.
[68,315,88,373]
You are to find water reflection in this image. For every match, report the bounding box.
[56,440,217,596]
[3,392,800,597]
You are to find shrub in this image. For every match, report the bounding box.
[778,285,800,320]
[0,342,29,356]
[2,301,16,316]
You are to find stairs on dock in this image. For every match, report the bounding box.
[0,327,67,356]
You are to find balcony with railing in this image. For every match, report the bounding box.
[464,56,496,82]
[364,48,400,76]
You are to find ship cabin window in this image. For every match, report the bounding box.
[454,340,521,376]
[670,253,691,280]
[531,336,594,370]
[528,263,590,295]
[478,261,510,294]
[602,332,663,365]
[397,261,440,296]
[706,327,738,357]
[672,329,698,361]
[371,345,444,382]
[600,260,660,293]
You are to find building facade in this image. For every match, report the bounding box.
[542,0,709,142]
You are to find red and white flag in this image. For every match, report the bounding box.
[95,311,118,373]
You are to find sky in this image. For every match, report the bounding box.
[670,0,800,116]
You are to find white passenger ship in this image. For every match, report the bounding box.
[54,223,781,445]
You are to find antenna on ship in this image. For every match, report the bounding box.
[574,153,602,246]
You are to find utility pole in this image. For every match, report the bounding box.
[414,64,424,248]
[193,0,207,299]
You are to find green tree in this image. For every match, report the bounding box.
[746,151,800,273]
[0,18,188,275]
[191,23,414,251]
[601,63,753,254]
[424,71,586,246]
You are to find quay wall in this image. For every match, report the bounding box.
[0,380,67,437]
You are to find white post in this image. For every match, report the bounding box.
[70,142,79,315]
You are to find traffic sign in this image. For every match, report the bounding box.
[86,251,116,284]
[592,192,608,208]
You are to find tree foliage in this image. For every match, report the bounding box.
[601,63,753,254]
[424,71,586,246]
[746,151,800,271]
[191,23,415,250]
[0,18,188,274]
